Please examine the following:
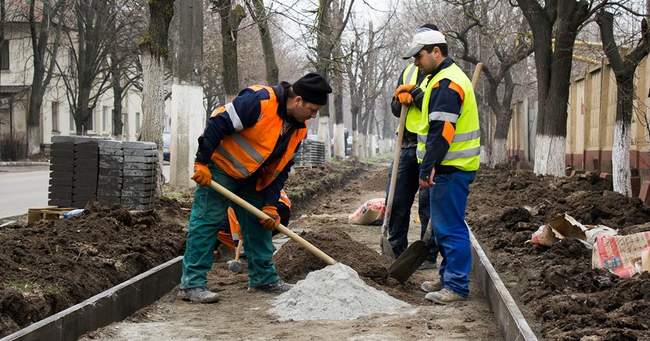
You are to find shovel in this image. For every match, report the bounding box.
[380,104,409,258]
[208,180,336,266]
[388,63,483,282]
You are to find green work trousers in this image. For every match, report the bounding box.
[180,164,278,289]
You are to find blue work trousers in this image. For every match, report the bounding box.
[429,170,475,297]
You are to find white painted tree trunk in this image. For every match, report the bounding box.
[170,82,205,189]
[358,134,367,159]
[352,130,359,158]
[369,134,377,158]
[140,52,166,193]
[490,138,508,167]
[317,116,332,160]
[333,123,345,159]
[28,128,41,156]
[533,135,566,176]
[612,120,632,196]
[480,145,490,165]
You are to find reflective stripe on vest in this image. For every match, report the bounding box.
[211,84,308,188]
[418,63,480,171]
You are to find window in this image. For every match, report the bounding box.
[102,106,110,133]
[0,39,9,70]
[135,112,141,132]
[52,102,59,132]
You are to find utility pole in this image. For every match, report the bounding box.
[170,0,204,188]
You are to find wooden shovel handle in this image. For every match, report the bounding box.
[471,63,483,88]
[208,180,336,265]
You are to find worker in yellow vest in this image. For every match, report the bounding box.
[396,26,480,304]
[385,24,441,268]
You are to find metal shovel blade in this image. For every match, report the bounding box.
[388,240,430,283]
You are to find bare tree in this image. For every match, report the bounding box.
[516,0,610,176]
[108,1,146,138]
[596,1,650,196]
[56,0,122,134]
[26,0,66,154]
[212,0,246,99]
[245,0,278,84]
[446,0,533,166]
[313,0,354,159]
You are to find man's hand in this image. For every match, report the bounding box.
[393,84,416,98]
[191,162,212,186]
[419,168,436,189]
[259,205,280,230]
[396,92,413,105]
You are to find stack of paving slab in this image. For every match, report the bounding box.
[121,142,157,211]
[72,140,99,208]
[295,140,326,166]
[97,140,124,206]
[48,137,158,211]
[48,137,75,207]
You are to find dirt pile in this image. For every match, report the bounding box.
[468,168,650,340]
[274,227,388,282]
[0,200,187,337]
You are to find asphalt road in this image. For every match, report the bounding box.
[0,166,49,218]
[0,165,171,219]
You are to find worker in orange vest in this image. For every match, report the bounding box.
[178,73,331,303]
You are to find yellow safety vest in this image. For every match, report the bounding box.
[400,64,429,134]
[416,63,480,171]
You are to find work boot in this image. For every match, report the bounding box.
[177,287,219,303]
[248,280,293,293]
[425,288,466,305]
[420,281,442,293]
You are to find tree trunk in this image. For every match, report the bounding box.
[597,9,650,196]
[110,59,123,137]
[218,1,245,99]
[140,51,165,149]
[611,72,635,197]
[247,0,278,84]
[491,108,512,167]
[516,0,589,176]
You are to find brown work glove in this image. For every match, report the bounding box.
[259,205,280,231]
[191,162,212,186]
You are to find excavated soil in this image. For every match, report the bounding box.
[274,227,389,282]
[0,160,366,337]
[468,167,650,340]
[0,201,188,336]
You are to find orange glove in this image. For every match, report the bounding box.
[259,205,280,231]
[396,92,413,105]
[393,84,416,98]
[191,162,212,186]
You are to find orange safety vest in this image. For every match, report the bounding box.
[210,85,307,191]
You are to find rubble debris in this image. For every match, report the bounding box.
[593,231,650,278]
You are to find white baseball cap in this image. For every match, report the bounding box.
[402,28,447,60]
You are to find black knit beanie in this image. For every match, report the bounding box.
[292,72,332,105]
